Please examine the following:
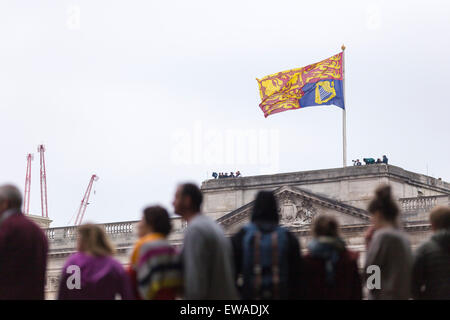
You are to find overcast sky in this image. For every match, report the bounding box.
[1,0,449,227]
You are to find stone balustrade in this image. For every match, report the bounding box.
[45,223,136,243]
[45,217,188,241]
[400,196,438,212]
[399,194,449,220]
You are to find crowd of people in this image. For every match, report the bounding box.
[0,182,449,300]
[212,171,241,179]
[353,155,388,166]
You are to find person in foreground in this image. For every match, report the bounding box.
[0,184,48,300]
[412,205,450,299]
[364,184,413,300]
[231,191,303,299]
[173,182,238,300]
[303,214,362,300]
[57,223,134,299]
[129,205,182,300]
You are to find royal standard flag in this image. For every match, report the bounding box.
[257,52,344,118]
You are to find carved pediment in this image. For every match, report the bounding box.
[277,191,317,227]
[217,185,370,232]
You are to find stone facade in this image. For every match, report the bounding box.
[42,165,450,299]
[28,214,52,228]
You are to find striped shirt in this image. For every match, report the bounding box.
[130,233,182,300]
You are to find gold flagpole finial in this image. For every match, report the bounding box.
[341,44,346,51]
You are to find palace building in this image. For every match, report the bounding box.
[38,165,450,299]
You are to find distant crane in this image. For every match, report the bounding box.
[23,153,33,215]
[74,174,99,226]
[37,144,49,218]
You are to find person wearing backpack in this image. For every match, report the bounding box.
[231,191,303,300]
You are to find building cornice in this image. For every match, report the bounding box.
[202,165,450,194]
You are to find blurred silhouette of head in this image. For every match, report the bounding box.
[140,205,172,237]
[173,183,203,217]
[0,184,22,214]
[429,206,450,231]
[251,191,279,224]
[77,223,115,257]
[312,214,340,238]
[368,185,399,228]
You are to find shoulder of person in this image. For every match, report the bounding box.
[374,228,411,247]
[185,216,211,237]
[7,214,47,240]
[63,252,85,269]
[186,216,202,230]
[284,228,296,238]
[231,227,246,240]
[188,214,210,226]
[373,227,399,240]
[415,237,438,257]
[108,256,127,273]
[23,214,48,237]
[2,212,27,228]
[342,248,360,262]
[285,229,300,245]
[413,241,429,259]
[194,215,225,233]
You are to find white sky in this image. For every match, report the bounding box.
[1,0,449,227]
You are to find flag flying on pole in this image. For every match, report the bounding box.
[256,52,345,118]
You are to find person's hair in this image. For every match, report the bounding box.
[77,224,115,256]
[0,184,23,210]
[180,183,203,212]
[312,214,340,237]
[368,184,399,222]
[143,205,172,236]
[429,206,450,230]
[251,191,279,224]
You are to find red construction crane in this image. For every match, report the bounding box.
[74,174,99,226]
[37,144,49,218]
[23,153,33,215]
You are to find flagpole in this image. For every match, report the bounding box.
[341,44,347,167]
